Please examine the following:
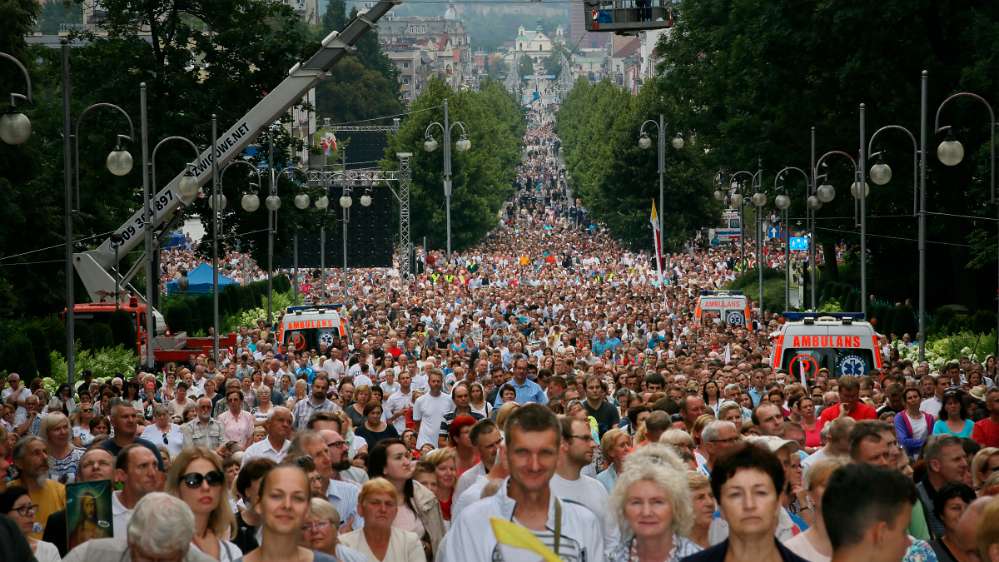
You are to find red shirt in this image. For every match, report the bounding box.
[973,418,999,447]
[817,402,877,429]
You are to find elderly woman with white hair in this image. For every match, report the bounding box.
[608,444,703,562]
[62,492,215,561]
[301,498,367,562]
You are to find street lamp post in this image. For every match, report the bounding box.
[866,93,922,356]
[149,133,200,367]
[812,149,861,313]
[934,88,997,355]
[67,98,134,383]
[220,157,263,364]
[748,161,768,314]
[424,98,471,262]
[729,169,763,273]
[264,125,282,325]
[0,51,33,145]
[282,166,312,302]
[639,114,684,281]
[774,167,809,309]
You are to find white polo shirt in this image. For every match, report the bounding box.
[240,437,290,466]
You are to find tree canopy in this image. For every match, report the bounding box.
[557,78,719,251]
[384,78,525,252]
[563,0,999,316]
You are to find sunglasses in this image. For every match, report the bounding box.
[181,471,225,489]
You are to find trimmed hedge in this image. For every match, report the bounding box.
[161,275,291,335]
[0,277,287,382]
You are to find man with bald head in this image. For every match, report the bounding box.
[241,406,293,465]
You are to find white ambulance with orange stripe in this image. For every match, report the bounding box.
[276,304,350,353]
[770,312,884,378]
[694,290,754,329]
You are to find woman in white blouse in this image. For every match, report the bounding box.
[340,478,424,562]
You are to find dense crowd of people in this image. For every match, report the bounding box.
[3,100,999,562]
[162,244,267,289]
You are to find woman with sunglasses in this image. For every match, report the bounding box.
[166,447,242,562]
[0,486,60,562]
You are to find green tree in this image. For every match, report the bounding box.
[314,3,401,125]
[557,78,718,250]
[651,0,999,316]
[542,53,562,79]
[321,0,348,32]
[383,78,525,252]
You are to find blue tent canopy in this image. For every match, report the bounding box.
[166,263,238,295]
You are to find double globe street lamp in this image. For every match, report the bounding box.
[639,114,684,282]
[424,98,470,262]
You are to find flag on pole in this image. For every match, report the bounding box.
[651,200,664,287]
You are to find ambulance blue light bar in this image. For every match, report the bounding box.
[782,312,865,321]
[286,304,344,314]
[700,290,744,296]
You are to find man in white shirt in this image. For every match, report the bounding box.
[111,444,161,538]
[440,404,603,562]
[453,419,502,502]
[2,373,31,423]
[323,348,346,380]
[385,372,414,434]
[139,405,185,459]
[412,370,453,449]
[920,374,949,416]
[550,416,620,555]
[241,407,293,466]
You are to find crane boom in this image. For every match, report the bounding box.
[73,0,400,303]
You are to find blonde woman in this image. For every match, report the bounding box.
[251,385,275,427]
[165,447,242,561]
[971,447,999,490]
[340,478,424,562]
[421,448,458,521]
[347,385,373,428]
[608,444,701,562]
[39,412,84,484]
[597,428,631,492]
[687,472,715,549]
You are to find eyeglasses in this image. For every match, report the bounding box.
[11,503,37,517]
[301,520,333,533]
[570,434,593,442]
[81,408,93,413]
[162,434,169,445]
[327,440,348,449]
[180,471,225,489]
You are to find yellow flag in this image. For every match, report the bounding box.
[490,517,561,562]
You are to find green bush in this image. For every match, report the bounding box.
[23,323,51,377]
[1,332,38,380]
[49,345,138,388]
